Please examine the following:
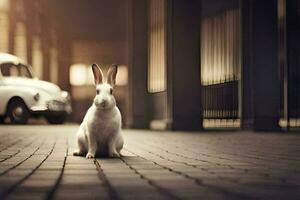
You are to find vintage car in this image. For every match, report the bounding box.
[0,53,72,124]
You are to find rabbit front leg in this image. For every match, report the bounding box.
[73,124,88,156]
[86,131,97,159]
[108,140,119,158]
[108,133,123,158]
[73,136,87,156]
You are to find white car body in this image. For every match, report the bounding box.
[0,53,71,123]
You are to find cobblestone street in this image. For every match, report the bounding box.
[0,125,300,200]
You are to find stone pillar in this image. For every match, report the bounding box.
[242,0,281,131]
[127,0,150,128]
[167,0,202,130]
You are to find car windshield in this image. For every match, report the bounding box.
[0,63,34,78]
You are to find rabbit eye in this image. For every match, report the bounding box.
[96,89,100,95]
[110,88,113,94]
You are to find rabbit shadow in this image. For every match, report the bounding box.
[71,151,133,159]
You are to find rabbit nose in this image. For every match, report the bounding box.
[100,100,107,107]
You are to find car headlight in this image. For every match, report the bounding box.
[61,91,70,102]
[33,93,40,101]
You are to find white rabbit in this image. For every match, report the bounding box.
[73,64,124,158]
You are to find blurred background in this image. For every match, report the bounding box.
[0,0,299,132]
[0,0,129,124]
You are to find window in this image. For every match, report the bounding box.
[148,0,167,93]
[0,63,33,78]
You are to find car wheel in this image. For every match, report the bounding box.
[46,114,66,124]
[0,116,5,124]
[7,99,30,124]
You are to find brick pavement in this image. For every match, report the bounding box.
[0,125,300,200]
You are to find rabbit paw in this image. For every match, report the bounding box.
[109,151,120,158]
[73,150,84,157]
[86,152,95,159]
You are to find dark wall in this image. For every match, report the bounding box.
[46,0,129,65]
[46,0,127,41]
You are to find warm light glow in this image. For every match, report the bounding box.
[0,0,9,12]
[116,65,128,86]
[201,9,241,85]
[148,0,166,93]
[32,36,43,79]
[50,48,58,84]
[70,64,88,86]
[203,119,240,129]
[86,67,94,85]
[70,64,128,86]
[0,12,9,52]
[14,22,27,62]
[279,118,300,128]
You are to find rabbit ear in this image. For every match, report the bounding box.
[92,63,103,85]
[107,64,118,87]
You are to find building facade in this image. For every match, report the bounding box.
[2,0,298,131]
[126,0,300,131]
[0,0,71,91]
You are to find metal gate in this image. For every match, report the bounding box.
[202,80,239,119]
[201,4,241,129]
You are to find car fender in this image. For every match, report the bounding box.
[0,85,42,115]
